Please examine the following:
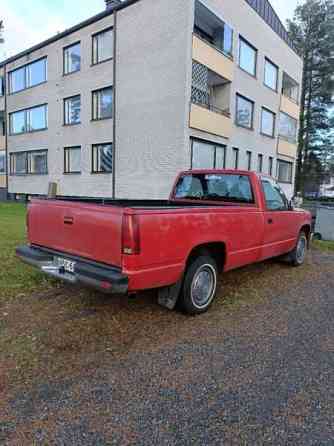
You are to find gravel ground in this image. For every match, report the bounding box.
[1,249,334,445]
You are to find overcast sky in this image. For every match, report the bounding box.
[0,0,300,62]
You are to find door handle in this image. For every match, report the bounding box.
[64,216,74,225]
[268,218,273,224]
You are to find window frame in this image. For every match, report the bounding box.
[261,178,289,211]
[92,27,114,66]
[63,94,81,126]
[0,150,6,174]
[269,156,274,177]
[239,36,258,77]
[257,154,263,173]
[92,86,113,121]
[261,107,276,138]
[10,149,48,176]
[191,138,227,170]
[233,147,239,169]
[63,41,81,76]
[279,111,298,143]
[277,159,293,184]
[9,104,48,135]
[64,146,81,174]
[246,150,252,171]
[91,143,113,174]
[236,93,255,130]
[264,57,279,92]
[8,57,47,94]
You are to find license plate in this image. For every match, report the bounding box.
[56,257,76,274]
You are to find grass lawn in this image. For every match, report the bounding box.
[313,239,334,252]
[0,202,53,303]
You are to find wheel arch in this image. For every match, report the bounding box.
[185,242,227,273]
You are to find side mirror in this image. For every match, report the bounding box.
[288,199,294,211]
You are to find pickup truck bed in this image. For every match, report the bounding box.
[17,170,312,315]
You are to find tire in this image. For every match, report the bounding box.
[289,231,308,267]
[179,255,218,315]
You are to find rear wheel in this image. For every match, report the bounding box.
[179,255,218,315]
[289,231,308,266]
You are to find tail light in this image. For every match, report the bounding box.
[122,213,140,255]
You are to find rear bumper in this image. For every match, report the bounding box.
[16,245,128,295]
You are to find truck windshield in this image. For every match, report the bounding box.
[174,174,255,204]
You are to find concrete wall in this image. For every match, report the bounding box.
[7,15,115,197]
[115,0,194,199]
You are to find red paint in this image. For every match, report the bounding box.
[27,170,311,292]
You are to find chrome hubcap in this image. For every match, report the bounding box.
[191,264,217,309]
[296,237,306,263]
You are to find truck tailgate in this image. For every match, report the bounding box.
[28,199,124,267]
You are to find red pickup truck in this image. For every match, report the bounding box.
[17,170,311,314]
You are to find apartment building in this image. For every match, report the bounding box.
[0,0,302,200]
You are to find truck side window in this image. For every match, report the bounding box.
[262,180,288,211]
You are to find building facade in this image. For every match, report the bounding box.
[0,0,302,200]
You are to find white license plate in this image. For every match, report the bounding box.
[56,257,76,273]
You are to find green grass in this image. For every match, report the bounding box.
[0,202,53,302]
[313,240,334,252]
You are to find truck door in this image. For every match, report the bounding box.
[261,178,298,260]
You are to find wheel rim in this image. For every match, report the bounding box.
[296,236,306,263]
[191,264,217,309]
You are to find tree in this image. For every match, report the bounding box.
[0,21,3,44]
[287,0,334,194]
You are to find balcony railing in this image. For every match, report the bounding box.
[191,97,230,118]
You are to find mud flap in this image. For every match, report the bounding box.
[158,279,183,310]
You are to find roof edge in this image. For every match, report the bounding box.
[0,0,141,68]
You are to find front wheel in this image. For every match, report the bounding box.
[289,231,308,266]
[179,255,218,315]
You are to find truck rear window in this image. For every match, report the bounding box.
[175,174,254,204]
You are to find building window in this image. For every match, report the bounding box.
[239,37,257,76]
[246,151,252,171]
[279,112,297,143]
[64,95,81,125]
[92,87,113,120]
[9,104,48,135]
[64,146,81,174]
[194,22,233,58]
[261,108,276,137]
[282,72,299,103]
[277,159,293,183]
[257,154,263,173]
[236,94,254,129]
[233,148,239,169]
[0,76,4,96]
[0,111,5,136]
[92,143,113,173]
[10,150,47,175]
[64,42,81,74]
[0,150,6,174]
[9,58,47,94]
[192,139,226,169]
[264,58,278,91]
[269,157,274,176]
[92,28,113,65]
[28,150,48,174]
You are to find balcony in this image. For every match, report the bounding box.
[190,103,232,139]
[277,138,297,159]
[280,95,300,121]
[0,135,5,150]
[192,35,234,82]
[190,61,232,138]
[193,0,234,82]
